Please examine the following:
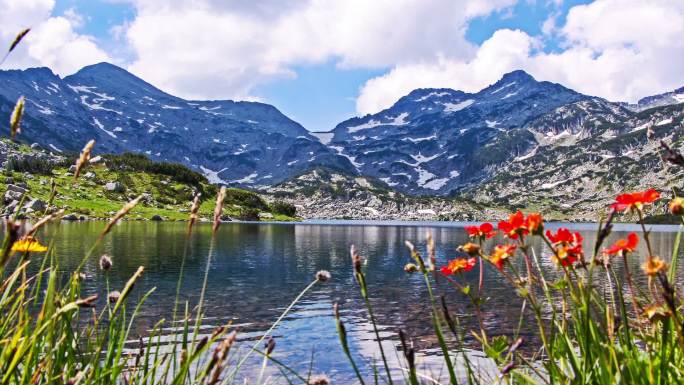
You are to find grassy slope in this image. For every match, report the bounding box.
[0,162,296,221]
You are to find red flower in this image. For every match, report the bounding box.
[603,233,639,256]
[546,228,584,267]
[440,257,477,275]
[489,244,517,270]
[525,213,544,235]
[611,189,660,212]
[464,223,497,240]
[498,211,529,240]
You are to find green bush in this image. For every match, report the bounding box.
[270,200,296,217]
[237,207,260,221]
[103,153,208,186]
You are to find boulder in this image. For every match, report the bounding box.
[4,177,13,184]
[84,171,96,179]
[30,143,40,149]
[89,156,102,164]
[150,214,164,221]
[4,190,23,203]
[24,199,46,213]
[258,212,274,220]
[104,182,124,192]
[6,184,27,194]
[62,214,79,221]
[68,165,77,173]
[3,200,19,214]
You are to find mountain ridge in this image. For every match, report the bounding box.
[2,63,684,219]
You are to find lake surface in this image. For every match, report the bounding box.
[33,220,684,383]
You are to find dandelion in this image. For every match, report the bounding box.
[489,244,517,270]
[610,189,660,212]
[465,222,497,240]
[603,233,639,257]
[498,211,529,240]
[315,270,331,282]
[458,242,480,256]
[73,140,95,180]
[546,228,584,267]
[440,257,477,275]
[642,256,667,276]
[11,236,48,253]
[99,254,112,271]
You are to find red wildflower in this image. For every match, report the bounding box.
[440,257,477,275]
[525,213,544,235]
[546,228,584,267]
[498,211,529,240]
[611,189,660,212]
[603,233,639,256]
[464,222,497,240]
[489,244,517,270]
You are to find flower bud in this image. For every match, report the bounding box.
[316,270,331,282]
[99,254,113,271]
[404,263,419,273]
[670,197,684,215]
[458,242,480,257]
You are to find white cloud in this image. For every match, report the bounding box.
[120,0,516,100]
[0,0,111,75]
[356,0,684,114]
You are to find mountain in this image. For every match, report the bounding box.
[263,167,507,220]
[3,63,684,220]
[326,70,588,194]
[626,86,684,111]
[0,63,352,187]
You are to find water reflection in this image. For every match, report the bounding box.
[27,220,684,382]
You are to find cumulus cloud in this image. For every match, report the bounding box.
[120,0,516,100]
[356,0,684,114]
[0,0,111,75]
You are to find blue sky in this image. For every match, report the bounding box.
[6,1,683,132]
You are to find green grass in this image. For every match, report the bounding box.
[1,163,297,221]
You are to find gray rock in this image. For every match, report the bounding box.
[258,212,274,219]
[4,190,23,203]
[104,182,124,192]
[3,200,19,214]
[84,171,96,179]
[62,214,79,221]
[150,214,163,221]
[4,177,13,184]
[24,199,46,213]
[89,155,102,164]
[6,184,27,194]
[68,165,77,173]
[30,143,40,149]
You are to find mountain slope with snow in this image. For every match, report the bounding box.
[0,63,352,187]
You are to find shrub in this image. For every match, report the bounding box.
[270,200,296,217]
[103,153,208,186]
[237,207,260,221]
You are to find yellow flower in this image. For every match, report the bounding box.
[642,256,667,276]
[11,236,48,253]
[643,303,671,322]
